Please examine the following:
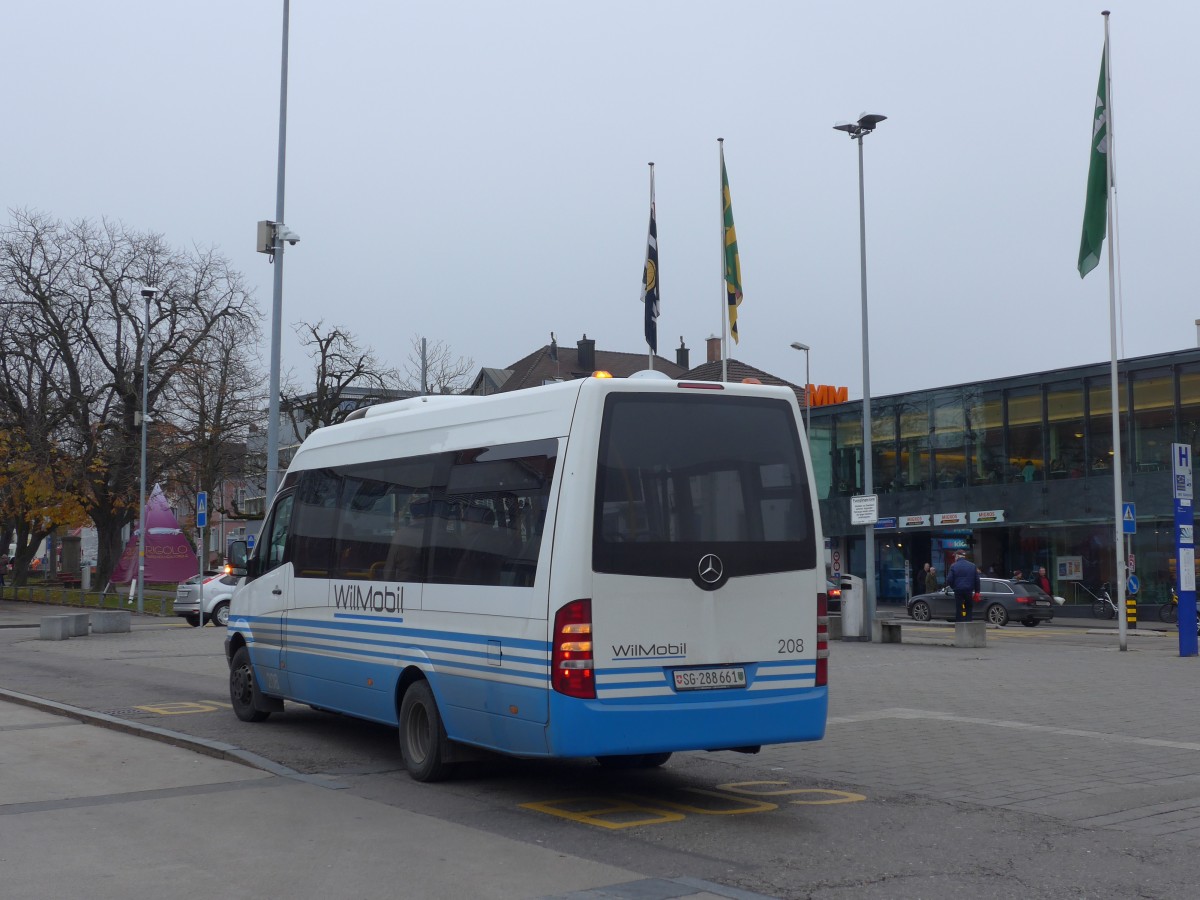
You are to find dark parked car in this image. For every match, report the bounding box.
[826,579,842,613]
[906,577,1055,627]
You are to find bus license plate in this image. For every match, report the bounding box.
[673,666,747,691]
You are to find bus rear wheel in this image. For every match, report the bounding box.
[399,680,452,782]
[597,752,672,769]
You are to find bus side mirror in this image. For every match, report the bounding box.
[228,540,248,576]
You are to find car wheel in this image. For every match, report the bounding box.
[986,604,1009,627]
[910,600,932,622]
[229,646,271,722]
[597,752,673,769]
[399,680,451,782]
[211,601,231,628]
[184,614,201,628]
[1022,618,1040,627]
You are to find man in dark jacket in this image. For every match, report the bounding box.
[947,550,981,622]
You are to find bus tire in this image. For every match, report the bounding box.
[399,680,451,782]
[229,647,271,723]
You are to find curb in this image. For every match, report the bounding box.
[0,686,345,790]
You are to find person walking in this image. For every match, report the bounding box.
[924,563,938,594]
[1036,567,1052,595]
[947,550,981,622]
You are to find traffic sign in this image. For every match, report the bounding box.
[1126,574,1140,596]
[196,491,207,529]
[1122,502,1136,534]
[246,533,256,551]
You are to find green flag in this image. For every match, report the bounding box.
[721,149,743,342]
[1078,45,1109,279]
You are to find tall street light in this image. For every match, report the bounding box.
[136,285,159,615]
[833,112,886,639]
[262,0,294,514]
[790,341,811,435]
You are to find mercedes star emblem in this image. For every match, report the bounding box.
[697,554,724,584]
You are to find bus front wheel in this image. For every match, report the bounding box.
[399,680,452,782]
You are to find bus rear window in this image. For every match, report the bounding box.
[593,393,816,577]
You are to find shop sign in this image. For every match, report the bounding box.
[874,517,898,530]
[969,509,1005,524]
[900,515,931,528]
[1057,555,1083,581]
[934,512,967,526]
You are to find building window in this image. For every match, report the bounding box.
[897,397,931,491]
[1087,376,1126,476]
[834,414,863,495]
[809,415,834,500]
[931,390,965,488]
[1006,386,1043,483]
[1131,369,1174,472]
[1046,381,1085,478]
[967,388,1003,485]
[872,403,898,492]
[1180,365,1200,463]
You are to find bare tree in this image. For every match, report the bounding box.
[160,312,267,526]
[399,335,474,395]
[282,321,402,438]
[0,209,259,584]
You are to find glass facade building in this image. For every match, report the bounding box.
[809,348,1199,612]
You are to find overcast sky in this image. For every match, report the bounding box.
[5,1,1196,400]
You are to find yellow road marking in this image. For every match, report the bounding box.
[520,797,684,829]
[717,782,866,804]
[134,700,231,715]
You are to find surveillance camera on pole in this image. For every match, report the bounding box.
[256,221,300,257]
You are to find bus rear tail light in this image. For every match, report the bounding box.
[816,591,829,686]
[552,599,595,699]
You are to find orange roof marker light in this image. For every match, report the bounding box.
[592,370,614,379]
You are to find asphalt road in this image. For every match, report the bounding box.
[2,603,1197,899]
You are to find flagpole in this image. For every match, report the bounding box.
[648,162,655,370]
[1100,11,1128,651]
[719,139,728,382]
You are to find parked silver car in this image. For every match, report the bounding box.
[173,572,239,627]
[907,577,1055,627]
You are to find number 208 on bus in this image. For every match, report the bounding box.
[224,371,829,781]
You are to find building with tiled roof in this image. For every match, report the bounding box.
[466,334,690,395]
[681,337,809,411]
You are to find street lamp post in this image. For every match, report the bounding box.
[833,112,886,639]
[790,341,811,435]
[136,285,159,615]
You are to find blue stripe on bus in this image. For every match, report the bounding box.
[284,615,551,652]
[281,638,549,684]
[283,626,549,667]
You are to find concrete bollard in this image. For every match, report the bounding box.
[954,621,987,648]
[39,616,72,641]
[90,610,132,634]
[65,613,91,636]
[876,621,903,643]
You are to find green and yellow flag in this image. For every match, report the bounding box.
[1078,44,1109,279]
[721,148,743,342]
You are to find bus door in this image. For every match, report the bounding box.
[246,491,295,697]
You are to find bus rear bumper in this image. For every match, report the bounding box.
[545,687,828,758]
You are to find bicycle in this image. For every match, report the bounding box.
[1088,582,1119,620]
[1159,588,1178,624]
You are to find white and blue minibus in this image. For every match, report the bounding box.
[225,372,829,780]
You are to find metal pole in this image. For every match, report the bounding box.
[857,133,877,636]
[265,0,290,508]
[137,293,150,615]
